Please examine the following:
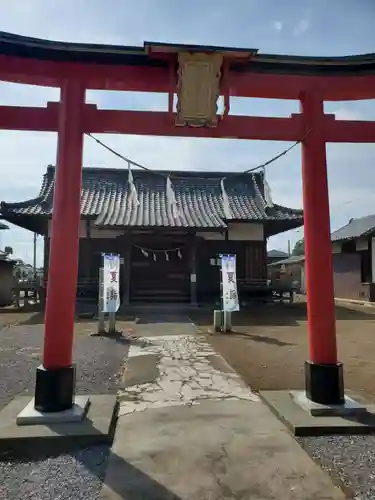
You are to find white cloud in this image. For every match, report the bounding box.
[333,108,363,121]
[292,18,310,36]
[273,21,283,32]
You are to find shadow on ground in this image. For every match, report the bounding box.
[100,450,184,500]
[2,300,374,329]
[135,313,193,325]
[201,301,375,399]
[191,301,375,329]
[0,306,135,328]
[218,331,295,346]
[3,446,183,500]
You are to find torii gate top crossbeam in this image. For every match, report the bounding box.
[0,31,375,100]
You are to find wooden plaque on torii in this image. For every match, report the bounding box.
[175,52,223,128]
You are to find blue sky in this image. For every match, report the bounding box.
[0,0,374,264]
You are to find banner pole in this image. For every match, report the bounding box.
[219,254,224,331]
[98,253,105,334]
[108,312,116,334]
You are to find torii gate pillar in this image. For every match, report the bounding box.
[300,91,344,405]
[34,80,85,412]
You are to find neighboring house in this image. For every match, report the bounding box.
[1,165,303,304]
[14,260,34,280]
[267,249,289,264]
[0,222,15,306]
[330,215,375,302]
[0,249,15,307]
[268,254,306,293]
[268,213,375,302]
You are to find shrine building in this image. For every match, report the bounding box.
[1,164,303,305]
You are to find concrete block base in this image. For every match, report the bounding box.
[260,390,375,436]
[290,390,367,417]
[0,394,118,459]
[223,311,232,332]
[213,310,222,332]
[17,396,90,426]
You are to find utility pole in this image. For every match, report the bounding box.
[288,239,291,256]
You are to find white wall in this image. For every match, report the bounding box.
[47,219,87,238]
[331,242,342,254]
[200,223,264,241]
[356,238,369,251]
[47,220,264,241]
[90,228,125,238]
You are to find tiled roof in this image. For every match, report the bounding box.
[1,166,303,229]
[267,249,289,259]
[268,254,305,267]
[331,214,375,242]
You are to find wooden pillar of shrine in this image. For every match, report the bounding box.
[190,234,198,306]
[122,236,131,307]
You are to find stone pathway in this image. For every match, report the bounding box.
[101,325,345,499]
[118,335,259,417]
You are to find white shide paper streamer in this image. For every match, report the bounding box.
[166,176,180,219]
[220,178,232,219]
[128,162,140,207]
[263,169,274,208]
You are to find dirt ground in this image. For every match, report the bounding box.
[0,303,136,336]
[192,299,375,401]
[2,299,375,402]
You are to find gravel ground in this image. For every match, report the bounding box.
[0,446,110,500]
[0,324,129,410]
[0,323,129,500]
[298,435,375,499]
[3,317,375,499]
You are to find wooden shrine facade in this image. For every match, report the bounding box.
[1,166,303,305]
[0,31,374,408]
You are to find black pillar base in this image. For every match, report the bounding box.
[305,360,344,405]
[34,364,76,413]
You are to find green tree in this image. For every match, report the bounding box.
[4,246,13,255]
[292,238,304,256]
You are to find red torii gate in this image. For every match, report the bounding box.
[1,33,374,412]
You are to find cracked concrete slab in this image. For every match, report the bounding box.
[122,353,160,387]
[118,335,259,416]
[102,331,344,499]
[101,400,345,500]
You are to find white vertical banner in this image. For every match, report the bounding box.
[220,254,240,312]
[102,253,121,313]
